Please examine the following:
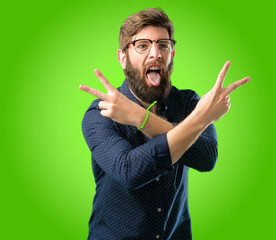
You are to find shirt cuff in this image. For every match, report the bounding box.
[148,133,173,175]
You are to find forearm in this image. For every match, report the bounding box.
[82,106,173,190]
[138,111,174,139]
[167,111,209,165]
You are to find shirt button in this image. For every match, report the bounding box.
[156,177,160,182]
[157,208,161,212]
[156,235,160,239]
[165,106,168,110]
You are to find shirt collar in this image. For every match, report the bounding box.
[118,78,175,110]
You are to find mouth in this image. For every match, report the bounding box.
[145,65,162,87]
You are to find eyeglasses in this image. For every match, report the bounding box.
[126,38,176,54]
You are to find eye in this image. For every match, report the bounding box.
[136,42,150,49]
[158,43,168,49]
[158,41,170,49]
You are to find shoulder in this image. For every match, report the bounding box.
[170,85,199,99]
[168,86,200,110]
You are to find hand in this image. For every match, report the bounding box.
[193,61,250,125]
[79,69,146,126]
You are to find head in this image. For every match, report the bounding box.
[117,8,175,104]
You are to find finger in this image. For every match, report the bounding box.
[94,69,116,93]
[227,102,231,110]
[79,84,108,100]
[98,100,109,110]
[224,76,250,96]
[214,61,231,90]
[100,109,109,118]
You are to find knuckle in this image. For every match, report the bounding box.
[218,71,224,79]
[110,98,116,104]
[95,89,100,96]
[112,91,120,98]
[213,87,222,96]
[110,104,115,112]
[218,95,225,102]
[108,111,114,118]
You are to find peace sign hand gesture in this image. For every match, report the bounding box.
[79,69,145,126]
[193,61,250,125]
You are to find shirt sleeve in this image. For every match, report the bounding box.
[175,91,218,172]
[81,100,173,190]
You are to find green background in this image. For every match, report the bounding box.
[1,0,275,239]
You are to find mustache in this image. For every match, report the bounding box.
[143,60,165,71]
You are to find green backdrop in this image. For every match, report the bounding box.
[1,0,275,239]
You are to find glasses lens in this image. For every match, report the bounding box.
[158,40,172,51]
[135,40,151,53]
[133,39,175,53]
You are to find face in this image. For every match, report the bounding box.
[119,26,175,104]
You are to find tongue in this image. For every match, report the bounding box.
[146,72,161,86]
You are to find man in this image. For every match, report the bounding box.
[80,8,250,240]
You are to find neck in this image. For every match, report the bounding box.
[129,88,158,115]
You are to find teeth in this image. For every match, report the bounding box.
[148,66,160,71]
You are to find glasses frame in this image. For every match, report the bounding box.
[125,38,177,54]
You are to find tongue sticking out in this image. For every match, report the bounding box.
[146,71,161,86]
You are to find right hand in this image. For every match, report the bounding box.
[80,69,146,127]
[193,61,250,125]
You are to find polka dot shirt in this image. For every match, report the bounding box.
[82,79,218,240]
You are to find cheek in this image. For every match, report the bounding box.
[129,51,146,69]
[165,55,172,68]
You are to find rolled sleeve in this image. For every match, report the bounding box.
[177,123,218,171]
[148,133,173,174]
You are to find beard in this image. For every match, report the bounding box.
[123,53,173,104]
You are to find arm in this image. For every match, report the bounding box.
[80,62,250,169]
[80,69,174,139]
[132,93,218,171]
[81,101,173,190]
[167,61,250,165]
[167,111,211,165]
[80,71,217,171]
[138,111,174,139]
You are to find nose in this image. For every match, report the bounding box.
[148,41,161,60]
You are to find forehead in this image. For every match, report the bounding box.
[132,26,169,41]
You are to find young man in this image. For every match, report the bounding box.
[80,8,250,240]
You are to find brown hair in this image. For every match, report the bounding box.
[119,8,174,51]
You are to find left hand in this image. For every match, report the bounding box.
[193,61,250,125]
[79,69,145,126]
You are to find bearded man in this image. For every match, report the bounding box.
[80,8,250,240]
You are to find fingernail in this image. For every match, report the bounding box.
[79,84,84,89]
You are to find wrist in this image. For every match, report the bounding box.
[134,106,147,128]
[188,110,212,131]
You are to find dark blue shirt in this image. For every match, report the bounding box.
[82,79,218,240]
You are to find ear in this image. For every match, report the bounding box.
[117,49,126,69]
[172,49,175,59]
